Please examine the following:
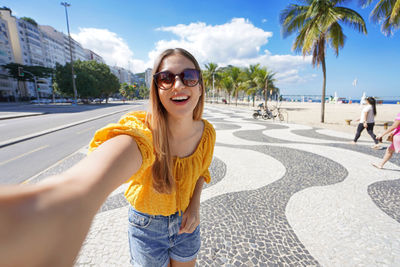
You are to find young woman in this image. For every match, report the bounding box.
[89,48,215,266]
[372,113,400,169]
[351,97,380,149]
[0,48,215,267]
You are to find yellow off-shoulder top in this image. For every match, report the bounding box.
[88,111,216,216]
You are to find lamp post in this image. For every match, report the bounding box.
[24,70,40,104]
[61,2,78,105]
[212,72,215,104]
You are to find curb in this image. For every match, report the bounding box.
[0,108,133,149]
[0,113,48,120]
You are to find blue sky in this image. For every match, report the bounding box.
[2,0,399,98]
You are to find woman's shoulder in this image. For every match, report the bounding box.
[202,119,215,135]
[201,119,216,145]
[118,111,150,130]
[363,105,372,111]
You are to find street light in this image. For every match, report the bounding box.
[23,69,40,104]
[212,72,215,103]
[61,2,78,105]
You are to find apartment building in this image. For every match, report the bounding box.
[0,15,17,101]
[110,66,130,84]
[39,25,67,67]
[85,48,104,64]
[64,34,87,62]
[145,68,152,88]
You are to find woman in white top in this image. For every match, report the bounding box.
[352,97,380,148]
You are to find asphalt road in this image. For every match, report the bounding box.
[0,103,146,184]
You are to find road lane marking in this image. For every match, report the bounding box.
[0,145,49,167]
[76,127,95,135]
[21,145,87,184]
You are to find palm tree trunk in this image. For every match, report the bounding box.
[264,84,268,108]
[235,88,238,106]
[321,56,327,123]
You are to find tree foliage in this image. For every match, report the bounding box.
[54,60,120,100]
[280,0,367,122]
[20,17,38,26]
[360,0,400,36]
[2,63,53,81]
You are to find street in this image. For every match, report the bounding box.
[0,102,146,184]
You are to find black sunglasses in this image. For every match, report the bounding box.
[153,68,201,90]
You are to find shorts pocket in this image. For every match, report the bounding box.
[128,207,152,228]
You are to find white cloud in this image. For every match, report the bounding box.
[151,18,312,84]
[262,18,267,23]
[71,28,146,73]
[70,19,313,85]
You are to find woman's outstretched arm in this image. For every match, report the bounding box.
[0,134,142,267]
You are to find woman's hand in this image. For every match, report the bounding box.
[179,199,200,234]
[363,122,368,128]
[178,177,205,234]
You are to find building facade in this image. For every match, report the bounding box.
[145,68,152,89]
[0,15,17,101]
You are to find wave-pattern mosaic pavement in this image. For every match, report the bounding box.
[74,105,400,266]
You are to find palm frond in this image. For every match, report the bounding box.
[390,0,400,23]
[327,22,346,56]
[333,7,368,34]
[280,4,309,38]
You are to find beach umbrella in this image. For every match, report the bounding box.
[360,92,366,105]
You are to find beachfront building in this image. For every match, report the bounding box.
[0,15,17,101]
[0,7,32,99]
[64,35,87,62]
[145,68,152,88]
[84,49,104,64]
[39,25,67,67]
[110,66,130,84]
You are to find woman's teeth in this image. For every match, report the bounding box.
[171,96,189,101]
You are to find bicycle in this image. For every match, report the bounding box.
[269,103,285,121]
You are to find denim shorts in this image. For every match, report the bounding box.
[128,206,201,267]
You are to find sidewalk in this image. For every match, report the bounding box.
[56,104,400,266]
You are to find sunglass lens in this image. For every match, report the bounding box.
[182,69,199,87]
[157,72,174,88]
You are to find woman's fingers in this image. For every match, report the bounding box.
[179,214,199,234]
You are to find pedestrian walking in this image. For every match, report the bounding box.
[351,97,380,149]
[372,113,400,169]
[0,48,215,267]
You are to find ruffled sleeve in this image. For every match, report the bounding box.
[87,111,155,182]
[199,120,216,183]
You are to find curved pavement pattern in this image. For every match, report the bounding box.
[74,105,400,266]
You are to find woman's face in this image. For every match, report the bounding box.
[157,54,202,120]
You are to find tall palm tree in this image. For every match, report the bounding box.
[220,74,234,104]
[255,67,276,108]
[360,0,400,36]
[280,0,367,123]
[226,66,241,106]
[244,64,262,107]
[204,63,219,102]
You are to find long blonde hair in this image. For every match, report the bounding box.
[148,48,205,194]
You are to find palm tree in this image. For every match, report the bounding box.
[204,63,219,102]
[360,0,400,36]
[220,75,234,104]
[280,0,367,123]
[226,66,241,106]
[244,64,262,107]
[254,67,276,108]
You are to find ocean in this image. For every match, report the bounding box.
[281,95,400,104]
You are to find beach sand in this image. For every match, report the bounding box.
[211,100,399,136]
[278,101,398,135]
